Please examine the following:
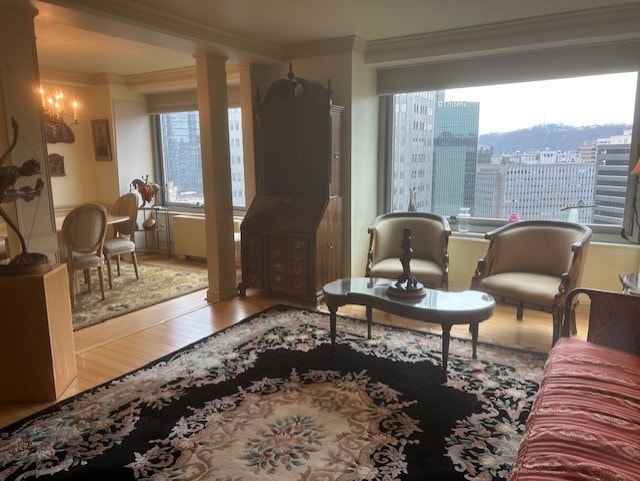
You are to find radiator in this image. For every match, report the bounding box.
[172,215,242,265]
[173,215,207,259]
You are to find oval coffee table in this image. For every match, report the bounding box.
[323,277,496,382]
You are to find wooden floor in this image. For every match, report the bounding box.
[0,255,588,429]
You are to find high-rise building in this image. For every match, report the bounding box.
[228,107,245,207]
[475,160,596,221]
[592,131,632,225]
[161,111,203,203]
[432,99,480,216]
[391,92,436,212]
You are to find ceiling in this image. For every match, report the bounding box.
[31,0,640,78]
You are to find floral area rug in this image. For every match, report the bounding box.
[0,306,546,480]
[72,263,208,331]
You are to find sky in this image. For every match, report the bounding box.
[445,72,638,135]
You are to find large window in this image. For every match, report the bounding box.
[390,72,638,228]
[156,108,245,209]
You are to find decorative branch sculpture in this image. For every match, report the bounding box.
[0,117,50,275]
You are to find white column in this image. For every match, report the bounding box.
[194,51,237,301]
[0,0,57,261]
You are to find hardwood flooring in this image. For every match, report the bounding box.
[0,254,588,429]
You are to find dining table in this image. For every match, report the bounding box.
[0,212,128,236]
[55,213,129,232]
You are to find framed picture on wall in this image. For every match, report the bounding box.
[48,153,65,176]
[91,119,112,161]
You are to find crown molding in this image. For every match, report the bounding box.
[284,35,369,60]
[91,73,125,85]
[39,69,94,86]
[366,3,640,64]
[124,64,239,92]
[37,0,284,63]
[40,65,241,93]
[125,66,196,91]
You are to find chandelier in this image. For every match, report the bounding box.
[38,86,78,144]
[38,87,79,125]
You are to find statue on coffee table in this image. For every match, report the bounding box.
[386,226,426,298]
[0,117,51,276]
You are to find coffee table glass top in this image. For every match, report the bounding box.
[323,277,495,320]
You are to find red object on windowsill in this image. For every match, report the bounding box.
[507,213,521,223]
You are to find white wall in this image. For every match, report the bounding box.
[112,99,154,196]
[349,53,379,276]
[48,80,152,211]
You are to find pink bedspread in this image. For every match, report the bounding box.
[510,337,640,481]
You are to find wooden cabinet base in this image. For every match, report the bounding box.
[0,264,77,403]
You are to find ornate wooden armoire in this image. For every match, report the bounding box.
[238,67,343,304]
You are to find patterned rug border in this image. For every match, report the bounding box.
[72,262,209,331]
[5,303,546,433]
[2,304,548,480]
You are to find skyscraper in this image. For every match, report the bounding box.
[593,131,632,225]
[391,92,435,212]
[432,99,480,216]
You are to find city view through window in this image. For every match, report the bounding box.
[391,72,638,226]
[158,107,245,208]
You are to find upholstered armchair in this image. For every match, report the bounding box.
[471,220,592,346]
[366,212,451,289]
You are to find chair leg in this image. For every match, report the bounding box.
[116,255,121,276]
[98,266,106,301]
[69,268,76,308]
[132,251,139,280]
[106,256,113,289]
[86,269,92,293]
[516,302,524,320]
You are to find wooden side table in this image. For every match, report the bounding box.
[0,264,77,403]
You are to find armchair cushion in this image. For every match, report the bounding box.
[474,272,563,308]
[369,258,443,286]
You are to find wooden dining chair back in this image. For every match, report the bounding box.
[60,203,108,308]
[103,193,140,288]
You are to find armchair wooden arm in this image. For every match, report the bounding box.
[563,288,640,355]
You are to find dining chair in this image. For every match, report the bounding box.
[60,203,108,308]
[103,193,140,288]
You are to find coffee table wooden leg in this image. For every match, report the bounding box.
[441,325,451,382]
[328,306,337,353]
[366,305,372,339]
[470,322,479,359]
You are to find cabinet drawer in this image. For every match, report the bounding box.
[290,250,307,263]
[269,258,287,273]
[291,238,308,252]
[244,235,263,258]
[268,272,287,290]
[246,272,264,288]
[289,263,307,277]
[287,275,308,293]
